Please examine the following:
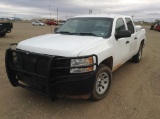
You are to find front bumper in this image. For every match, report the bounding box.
[5,44,98,99]
[53,71,96,96]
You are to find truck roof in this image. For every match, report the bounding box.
[73,14,130,19]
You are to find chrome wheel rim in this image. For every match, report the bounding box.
[96,72,109,95]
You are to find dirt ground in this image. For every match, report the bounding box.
[0,23,160,119]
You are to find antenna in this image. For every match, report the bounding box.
[57,8,58,25]
[89,10,92,15]
[49,5,52,33]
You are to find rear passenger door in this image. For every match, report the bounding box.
[125,18,138,58]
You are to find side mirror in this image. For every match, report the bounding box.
[54,27,59,32]
[115,30,131,40]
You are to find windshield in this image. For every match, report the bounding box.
[56,17,113,38]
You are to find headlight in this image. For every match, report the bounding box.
[70,57,93,73]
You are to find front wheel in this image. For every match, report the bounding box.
[91,65,112,101]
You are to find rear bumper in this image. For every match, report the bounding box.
[0,29,11,33]
[5,45,98,99]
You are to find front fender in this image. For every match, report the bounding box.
[78,38,114,65]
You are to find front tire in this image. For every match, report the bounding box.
[91,65,112,101]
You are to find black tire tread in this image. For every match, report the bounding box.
[91,64,112,101]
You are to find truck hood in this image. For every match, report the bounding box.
[17,34,103,57]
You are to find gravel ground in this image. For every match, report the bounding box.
[0,23,160,119]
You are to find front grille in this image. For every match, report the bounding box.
[51,58,70,78]
[9,49,97,81]
[12,51,52,77]
[11,50,71,79]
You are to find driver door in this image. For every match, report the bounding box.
[113,18,130,68]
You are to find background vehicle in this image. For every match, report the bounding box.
[155,24,160,32]
[0,22,13,37]
[32,21,44,26]
[45,21,57,25]
[150,22,160,30]
[5,15,146,101]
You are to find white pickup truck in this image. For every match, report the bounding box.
[5,14,146,100]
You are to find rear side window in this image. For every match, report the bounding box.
[125,18,135,34]
[115,18,126,33]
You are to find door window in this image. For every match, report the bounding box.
[115,18,126,33]
[125,18,135,34]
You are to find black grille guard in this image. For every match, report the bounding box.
[5,43,98,98]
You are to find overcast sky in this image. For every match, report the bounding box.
[0,0,160,21]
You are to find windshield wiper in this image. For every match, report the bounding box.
[57,31,97,36]
[77,32,97,36]
[57,31,72,34]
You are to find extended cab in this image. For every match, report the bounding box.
[5,15,146,100]
[0,22,13,37]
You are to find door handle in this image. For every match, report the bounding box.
[134,37,137,40]
[126,41,129,44]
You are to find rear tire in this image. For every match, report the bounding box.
[0,33,6,37]
[91,64,112,101]
[132,44,143,63]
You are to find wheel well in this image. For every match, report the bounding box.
[141,39,145,47]
[99,56,113,70]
